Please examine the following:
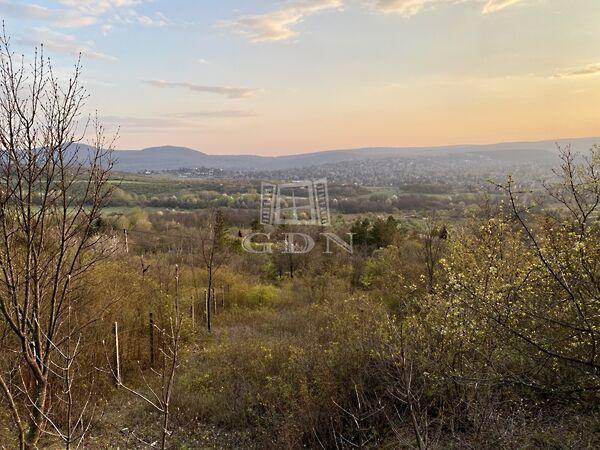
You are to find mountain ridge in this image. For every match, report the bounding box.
[73,137,599,172]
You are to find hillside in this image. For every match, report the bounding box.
[99,138,598,172]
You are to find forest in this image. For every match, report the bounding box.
[0,33,598,450]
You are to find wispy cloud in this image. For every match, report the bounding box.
[18,27,117,60]
[224,0,343,43]
[101,115,182,129]
[374,0,436,16]
[112,10,172,27]
[373,0,525,16]
[0,0,97,27]
[170,110,256,119]
[58,0,143,15]
[223,0,525,41]
[101,111,254,132]
[0,0,172,30]
[554,62,600,78]
[143,80,257,99]
[482,0,523,13]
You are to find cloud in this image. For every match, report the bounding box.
[482,0,523,13]
[100,116,198,133]
[170,110,256,119]
[554,63,600,79]
[101,115,182,129]
[0,0,98,27]
[135,11,171,27]
[224,0,524,40]
[51,66,116,86]
[58,0,143,16]
[18,27,116,60]
[374,0,438,16]
[373,0,525,16]
[224,0,343,43]
[100,111,254,132]
[112,9,172,27]
[0,0,172,30]
[143,80,257,99]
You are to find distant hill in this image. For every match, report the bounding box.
[70,138,598,172]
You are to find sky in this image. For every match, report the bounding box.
[1,0,599,155]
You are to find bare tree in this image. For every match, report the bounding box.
[0,31,114,449]
[33,298,98,449]
[198,209,228,331]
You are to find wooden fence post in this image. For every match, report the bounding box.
[205,289,211,332]
[149,313,155,367]
[114,322,121,386]
[190,299,195,328]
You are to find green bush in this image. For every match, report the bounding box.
[238,285,280,308]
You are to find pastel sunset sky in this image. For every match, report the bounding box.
[3,0,600,154]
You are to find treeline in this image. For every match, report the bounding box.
[108,182,497,216]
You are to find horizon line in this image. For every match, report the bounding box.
[107,135,600,157]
